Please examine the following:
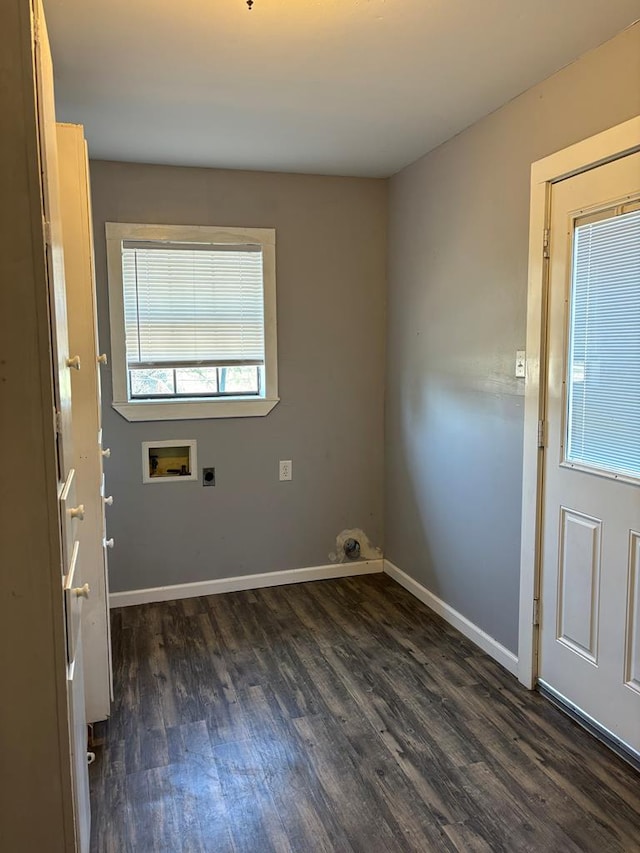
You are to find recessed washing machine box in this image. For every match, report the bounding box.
[142,440,198,483]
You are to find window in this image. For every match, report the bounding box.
[106,223,278,421]
[565,204,640,480]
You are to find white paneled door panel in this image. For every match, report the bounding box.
[67,638,91,853]
[557,508,601,664]
[59,468,81,572]
[64,539,83,665]
[626,533,640,694]
[539,151,640,757]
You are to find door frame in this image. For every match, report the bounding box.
[518,115,640,689]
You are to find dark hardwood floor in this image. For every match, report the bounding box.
[90,574,640,852]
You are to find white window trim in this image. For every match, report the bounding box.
[105,222,279,422]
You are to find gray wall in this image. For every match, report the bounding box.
[91,162,387,592]
[385,23,640,653]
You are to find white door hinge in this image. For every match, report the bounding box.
[533,598,540,627]
[43,218,52,247]
[537,419,546,448]
[543,228,550,259]
[54,409,62,435]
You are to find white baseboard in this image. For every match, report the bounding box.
[109,559,384,608]
[383,559,519,677]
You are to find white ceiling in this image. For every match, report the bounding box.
[44,0,639,177]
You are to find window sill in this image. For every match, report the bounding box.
[113,397,280,422]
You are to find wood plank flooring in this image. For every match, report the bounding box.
[90,574,640,852]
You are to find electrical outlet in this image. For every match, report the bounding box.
[202,467,216,487]
[279,460,292,481]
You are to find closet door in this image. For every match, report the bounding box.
[1,0,87,848]
[34,2,91,849]
[57,122,113,724]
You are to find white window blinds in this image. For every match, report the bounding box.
[566,207,640,479]
[122,242,265,368]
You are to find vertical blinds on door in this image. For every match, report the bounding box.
[567,207,640,479]
[122,242,265,367]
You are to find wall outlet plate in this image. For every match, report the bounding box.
[279,460,292,481]
[515,350,526,378]
[202,467,216,487]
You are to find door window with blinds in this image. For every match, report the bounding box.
[106,224,278,421]
[564,202,640,480]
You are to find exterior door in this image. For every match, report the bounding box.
[539,150,640,758]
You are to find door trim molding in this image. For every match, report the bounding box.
[519,115,640,689]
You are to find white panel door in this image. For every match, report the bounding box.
[540,151,640,756]
[34,0,91,847]
[34,0,74,480]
